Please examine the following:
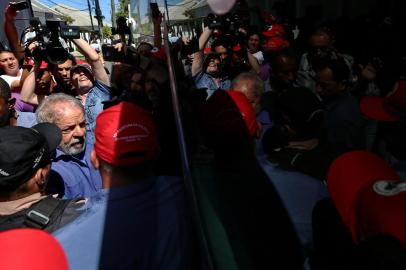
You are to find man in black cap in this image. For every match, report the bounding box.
[259,87,330,255]
[0,123,84,232]
[262,86,333,180]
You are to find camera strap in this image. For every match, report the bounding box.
[24,196,70,230]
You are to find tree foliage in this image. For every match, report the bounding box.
[102,25,112,37]
[116,0,129,18]
[183,9,194,19]
[64,15,75,25]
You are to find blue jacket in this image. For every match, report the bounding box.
[48,139,102,199]
[193,71,231,98]
[256,142,329,250]
[54,176,191,270]
[324,92,365,156]
[85,80,111,142]
[15,111,37,127]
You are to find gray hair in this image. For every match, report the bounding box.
[36,93,84,124]
[231,72,264,98]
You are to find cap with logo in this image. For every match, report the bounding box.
[262,24,286,38]
[361,80,406,122]
[328,150,406,247]
[94,101,159,166]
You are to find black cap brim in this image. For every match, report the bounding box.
[32,123,62,156]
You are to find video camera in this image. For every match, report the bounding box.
[205,12,249,53]
[205,12,247,37]
[112,16,131,36]
[111,16,134,46]
[24,18,80,65]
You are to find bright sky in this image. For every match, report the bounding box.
[39,0,117,24]
[38,0,182,24]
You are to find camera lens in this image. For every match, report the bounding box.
[46,45,69,65]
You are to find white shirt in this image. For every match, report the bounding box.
[252,51,264,65]
[0,69,22,86]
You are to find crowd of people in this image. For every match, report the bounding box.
[1,0,406,269]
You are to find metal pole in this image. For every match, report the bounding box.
[87,0,95,31]
[127,3,134,45]
[136,0,141,38]
[162,16,214,270]
[94,0,104,39]
[163,0,170,22]
[111,0,116,29]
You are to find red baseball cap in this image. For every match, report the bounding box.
[264,36,290,51]
[232,44,242,52]
[201,90,259,140]
[150,47,167,61]
[360,80,406,122]
[0,228,68,270]
[328,151,406,246]
[227,90,259,137]
[94,101,159,166]
[204,47,212,55]
[262,24,286,38]
[75,58,88,65]
[39,61,48,69]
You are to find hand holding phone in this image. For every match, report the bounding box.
[102,44,125,62]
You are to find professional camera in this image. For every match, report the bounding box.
[111,16,134,45]
[24,18,80,65]
[205,13,223,31]
[205,12,248,36]
[112,16,131,36]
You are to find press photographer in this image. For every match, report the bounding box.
[211,11,260,75]
[23,18,80,65]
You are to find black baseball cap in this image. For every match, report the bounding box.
[0,123,62,190]
[0,77,11,97]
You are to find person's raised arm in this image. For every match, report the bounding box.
[20,68,45,106]
[20,51,48,106]
[247,51,261,74]
[72,38,110,86]
[191,51,204,77]
[191,27,213,77]
[198,27,213,51]
[4,5,25,61]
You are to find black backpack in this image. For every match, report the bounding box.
[0,196,74,232]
